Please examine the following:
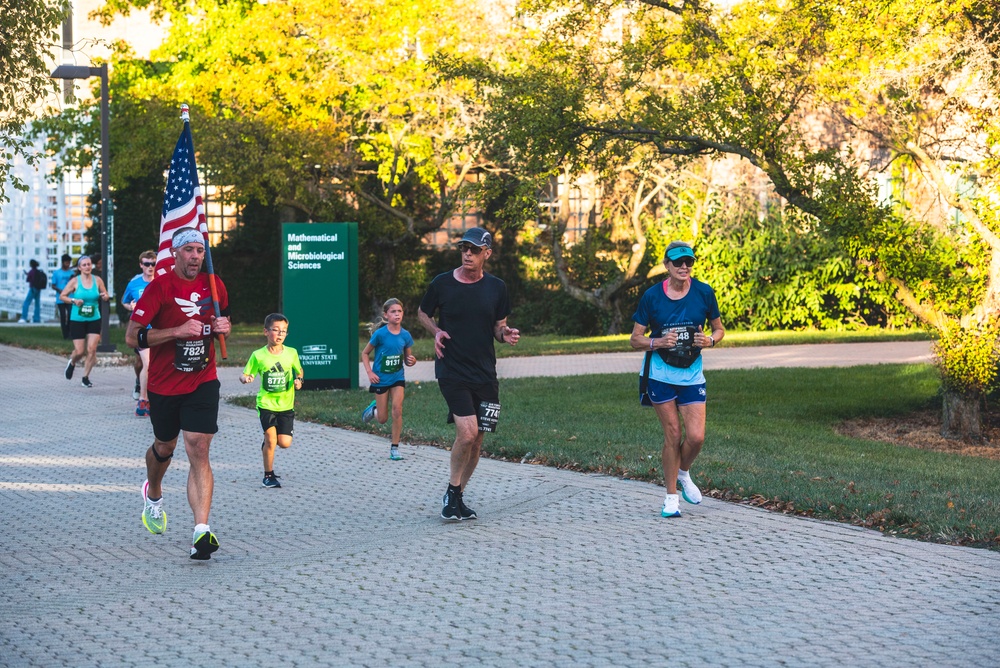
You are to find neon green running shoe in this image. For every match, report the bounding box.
[141,480,167,535]
[190,530,220,560]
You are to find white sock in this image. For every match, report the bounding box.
[678,469,691,480]
[194,523,210,534]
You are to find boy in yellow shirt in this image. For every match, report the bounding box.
[240,313,304,488]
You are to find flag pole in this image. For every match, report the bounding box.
[180,104,228,359]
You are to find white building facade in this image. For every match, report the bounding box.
[0,136,94,319]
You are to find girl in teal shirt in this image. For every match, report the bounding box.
[59,255,110,388]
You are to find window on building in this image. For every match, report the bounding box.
[538,173,602,245]
[200,179,241,246]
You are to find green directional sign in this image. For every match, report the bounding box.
[281,223,358,389]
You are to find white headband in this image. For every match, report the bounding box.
[171,229,205,248]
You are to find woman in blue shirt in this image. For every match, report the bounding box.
[630,241,725,519]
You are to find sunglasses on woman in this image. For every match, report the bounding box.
[458,243,484,255]
[669,257,695,267]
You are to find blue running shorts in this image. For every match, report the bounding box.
[641,379,706,406]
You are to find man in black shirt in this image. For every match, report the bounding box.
[418,227,520,521]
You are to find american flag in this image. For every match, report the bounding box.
[155,118,209,276]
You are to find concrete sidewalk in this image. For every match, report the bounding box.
[2,342,997,667]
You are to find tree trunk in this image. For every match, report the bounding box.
[940,389,983,443]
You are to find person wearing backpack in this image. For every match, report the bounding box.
[19,259,45,323]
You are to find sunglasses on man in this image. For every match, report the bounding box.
[458,243,484,255]
[669,257,695,267]
[141,261,156,267]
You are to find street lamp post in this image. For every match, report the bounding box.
[50,64,115,352]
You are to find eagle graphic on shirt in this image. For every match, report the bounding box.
[174,291,212,318]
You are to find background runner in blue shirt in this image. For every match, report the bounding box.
[630,240,725,519]
[121,250,158,416]
[50,254,76,339]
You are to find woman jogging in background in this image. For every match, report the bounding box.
[60,255,110,388]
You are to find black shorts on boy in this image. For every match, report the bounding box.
[258,408,294,437]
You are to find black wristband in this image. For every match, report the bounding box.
[137,328,149,349]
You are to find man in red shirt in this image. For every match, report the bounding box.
[126,227,232,560]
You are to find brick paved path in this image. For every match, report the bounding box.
[2,343,997,667]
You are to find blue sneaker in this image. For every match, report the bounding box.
[262,473,281,488]
[389,447,403,461]
[362,400,377,423]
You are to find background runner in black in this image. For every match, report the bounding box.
[418,227,520,521]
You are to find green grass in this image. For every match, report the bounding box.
[416,327,932,359]
[0,324,932,365]
[231,363,1000,550]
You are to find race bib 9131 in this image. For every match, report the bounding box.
[380,354,402,374]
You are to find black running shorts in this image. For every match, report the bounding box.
[369,379,405,395]
[148,379,221,442]
[438,378,499,421]
[69,319,101,339]
[258,408,295,437]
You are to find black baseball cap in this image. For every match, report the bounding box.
[459,227,493,249]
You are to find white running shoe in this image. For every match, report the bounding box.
[661,493,681,518]
[677,475,703,504]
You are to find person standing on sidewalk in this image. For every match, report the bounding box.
[361,297,417,461]
[122,250,158,416]
[125,228,231,560]
[418,227,520,521]
[51,254,75,338]
[630,240,724,518]
[19,259,45,323]
[59,256,110,387]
